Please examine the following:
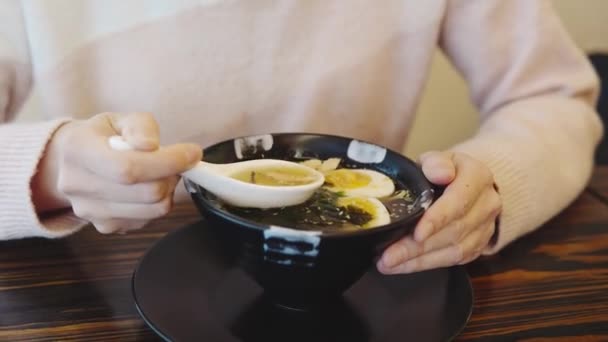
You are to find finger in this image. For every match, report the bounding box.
[71,196,173,221]
[415,187,501,255]
[110,112,160,151]
[458,219,495,265]
[414,153,494,242]
[59,167,179,204]
[76,138,202,184]
[380,219,494,274]
[419,151,456,185]
[378,187,497,270]
[93,219,150,235]
[64,112,202,183]
[377,236,421,271]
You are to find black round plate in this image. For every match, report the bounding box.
[133,221,473,342]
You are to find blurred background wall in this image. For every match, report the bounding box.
[16,1,608,158]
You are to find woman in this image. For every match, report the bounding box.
[0,0,603,275]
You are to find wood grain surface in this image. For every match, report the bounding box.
[1,167,607,341]
[589,166,608,204]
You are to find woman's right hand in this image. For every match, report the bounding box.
[32,112,202,234]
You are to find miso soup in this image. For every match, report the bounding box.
[230,166,317,186]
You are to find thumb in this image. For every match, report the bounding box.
[111,112,160,151]
[419,151,456,185]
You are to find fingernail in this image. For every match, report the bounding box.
[426,168,454,184]
[414,221,433,242]
[380,246,408,269]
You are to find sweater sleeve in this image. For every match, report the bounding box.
[440,0,604,253]
[0,1,86,240]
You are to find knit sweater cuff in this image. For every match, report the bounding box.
[451,139,536,255]
[0,118,87,240]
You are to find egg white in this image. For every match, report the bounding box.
[337,196,391,228]
[324,169,395,198]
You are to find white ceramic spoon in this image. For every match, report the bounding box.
[108,136,325,208]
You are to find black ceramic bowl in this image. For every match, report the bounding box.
[184,133,435,310]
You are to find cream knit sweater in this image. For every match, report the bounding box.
[0,0,603,254]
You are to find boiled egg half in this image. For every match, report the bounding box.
[324,169,395,198]
[336,196,391,228]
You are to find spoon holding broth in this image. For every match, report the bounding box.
[108,136,325,208]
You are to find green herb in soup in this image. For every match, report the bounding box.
[225,189,376,230]
[216,158,416,231]
[230,166,317,186]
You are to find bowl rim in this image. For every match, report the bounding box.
[186,132,433,238]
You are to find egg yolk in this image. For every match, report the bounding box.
[325,169,371,189]
[336,197,377,216]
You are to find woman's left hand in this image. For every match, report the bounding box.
[377,151,502,274]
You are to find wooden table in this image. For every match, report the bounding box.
[1,167,607,341]
[589,166,608,203]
